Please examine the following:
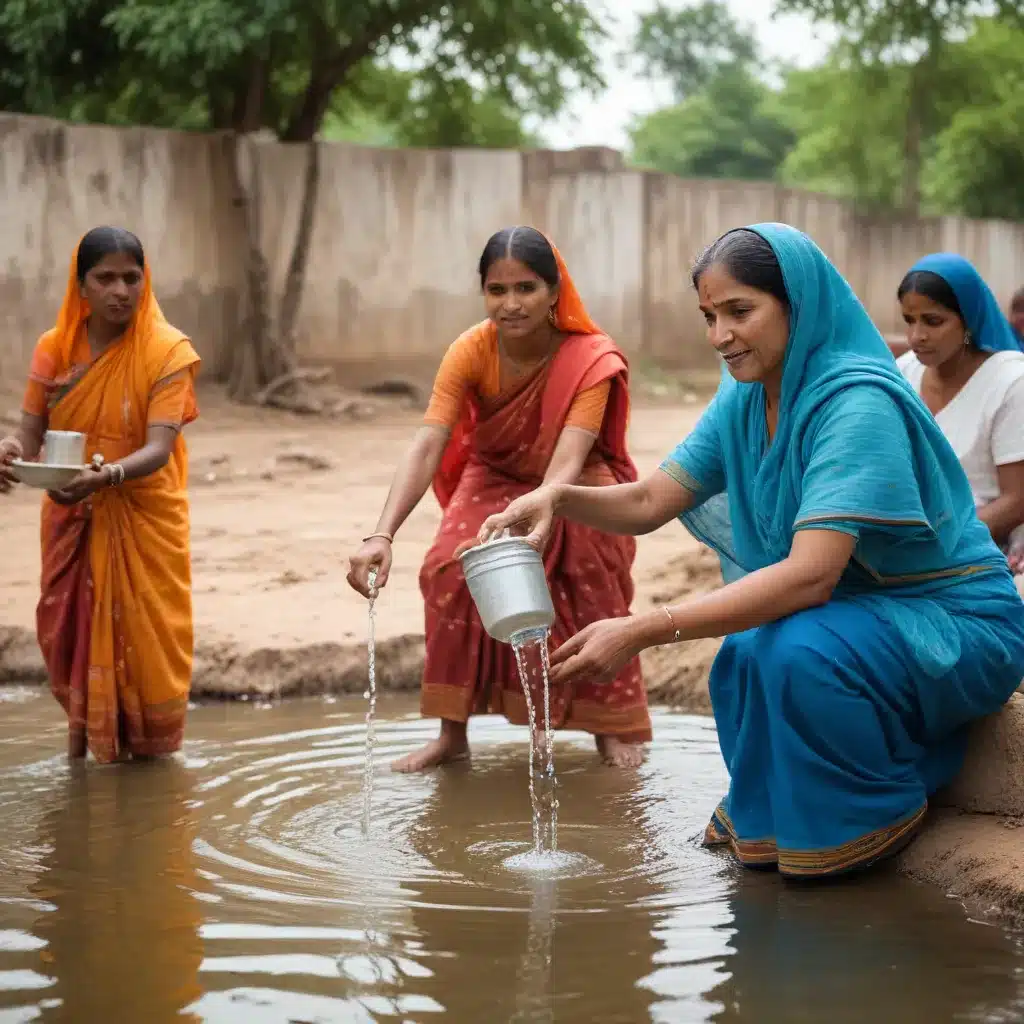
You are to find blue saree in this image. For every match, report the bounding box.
[661,224,1024,878]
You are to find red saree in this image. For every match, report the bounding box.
[420,322,652,743]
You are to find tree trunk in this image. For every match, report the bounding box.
[901,91,925,215]
[225,133,292,401]
[278,140,321,351]
[225,133,324,403]
[901,34,942,216]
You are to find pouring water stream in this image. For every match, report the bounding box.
[361,566,379,836]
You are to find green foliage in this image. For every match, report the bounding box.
[1,0,602,143]
[774,1,1024,213]
[774,0,1024,55]
[628,0,758,100]
[625,2,791,181]
[630,66,795,181]
[922,18,1024,218]
[776,17,1024,217]
[776,58,913,207]
[326,64,536,149]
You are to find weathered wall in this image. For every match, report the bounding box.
[0,115,245,385]
[3,113,1024,389]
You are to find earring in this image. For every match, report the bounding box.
[964,330,972,347]
[547,306,557,326]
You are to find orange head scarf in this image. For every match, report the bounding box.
[545,235,602,337]
[49,234,183,373]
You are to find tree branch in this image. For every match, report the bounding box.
[280,0,445,141]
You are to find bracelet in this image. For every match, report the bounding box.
[107,463,126,487]
[362,531,394,544]
[662,606,681,643]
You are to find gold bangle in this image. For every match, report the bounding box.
[362,531,394,544]
[662,606,681,643]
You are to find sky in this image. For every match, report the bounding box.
[540,0,834,150]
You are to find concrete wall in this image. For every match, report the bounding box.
[3,113,1024,388]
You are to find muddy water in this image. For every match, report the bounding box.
[0,688,1023,1023]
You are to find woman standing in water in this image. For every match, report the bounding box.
[477,224,1024,878]
[0,227,200,763]
[894,256,1024,573]
[346,227,651,771]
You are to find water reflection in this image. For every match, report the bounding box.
[0,693,1023,1023]
[32,760,202,1022]
[403,754,665,1021]
[708,870,1024,1024]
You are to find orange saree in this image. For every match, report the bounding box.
[420,248,652,742]
[25,249,199,763]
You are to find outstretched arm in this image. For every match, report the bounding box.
[549,529,856,685]
[553,469,694,536]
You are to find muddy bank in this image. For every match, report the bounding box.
[901,695,1024,926]
[0,547,722,707]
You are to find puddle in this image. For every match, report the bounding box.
[0,688,1021,1022]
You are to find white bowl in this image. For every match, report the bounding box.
[8,460,86,490]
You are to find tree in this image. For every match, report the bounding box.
[630,65,795,181]
[775,17,1024,217]
[1,0,601,403]
[922,17,1024,219]
[776,57,920,208]
[773,0,1024,213]
[327,64,537,149]
[626,0,758,101]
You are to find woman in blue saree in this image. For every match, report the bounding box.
[471,223,1024,878]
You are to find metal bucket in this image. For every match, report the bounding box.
[460,536,555,643]
[43,430,86,467]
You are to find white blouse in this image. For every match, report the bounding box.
[897,349,1024,548]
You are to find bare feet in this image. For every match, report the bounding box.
[391,720,470,773]
[596,735,645,768]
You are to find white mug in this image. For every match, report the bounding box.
[44,431,86,467]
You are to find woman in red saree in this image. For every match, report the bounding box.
[347,226,651,770]
[0,227,199,763]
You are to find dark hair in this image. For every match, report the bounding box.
[76,226,145,283]
[896,270,964,319]
[1010,286,1024,311]
[478,226,559,290]
[691,228,789,308]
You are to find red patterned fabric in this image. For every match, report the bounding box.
[420,327,652,742]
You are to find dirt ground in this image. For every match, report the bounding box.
[0,390,721,709]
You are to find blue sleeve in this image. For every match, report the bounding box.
[658,397,726,505]
[795,387,932,539]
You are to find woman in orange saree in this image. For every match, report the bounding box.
[347,226,651,771]
[0,227,200,764]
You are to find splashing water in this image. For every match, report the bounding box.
[511,627,558,855]
[361,567,379,836]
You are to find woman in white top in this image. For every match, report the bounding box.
[894,254,1024,572]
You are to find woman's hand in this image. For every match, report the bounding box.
[468,485,562,554]
[47,464,110,506]
[1009,548,1024,576]
[347,537,393,598]
[548,617,647,687]
[0,436,24,494]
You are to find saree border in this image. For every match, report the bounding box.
[702,801,928,878]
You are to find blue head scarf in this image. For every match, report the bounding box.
[906,253,1022,353]
[676,223,990,586]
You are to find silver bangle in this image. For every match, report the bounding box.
[108,463,126,487]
